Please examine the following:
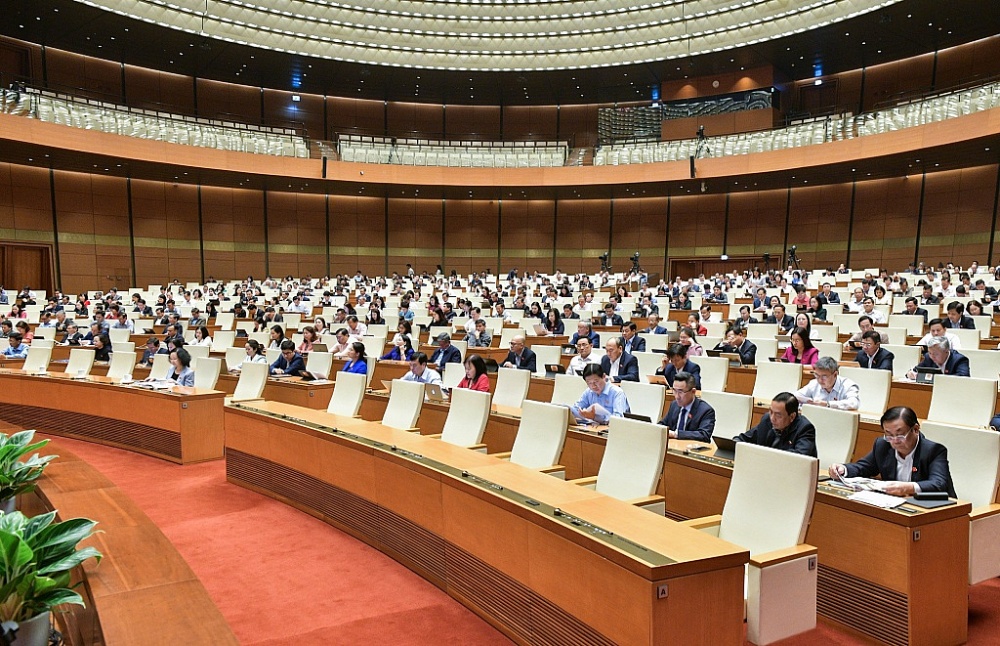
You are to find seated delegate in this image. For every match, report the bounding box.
[401,352,443,386]
[457,354,490,392]
[658,371,715,442]
[794,356,860,410]
[735,392,817,457]
[655,344,702,389]
[829,406,956,497]
[906,336,970,379]
[340,342,367,375]
[165,347,195,387]
[569,364,630,425]
[270,340,306,376]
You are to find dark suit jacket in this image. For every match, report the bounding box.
[431,344,463,366]
[600,352,639,382]
[732,316,759,333]
[736,413,817,457]
[655,360,701,390]
[855,347,894,371]
[728,339,757,366]
[622,335,646,354]
[570,331,600,347]
[766,314,796,333]
[916,350,970,377]
[659,397,716,443]
[643,325,668,335]
[907,307,929,323]
[845,434,956,496]
[599,313,625,327]
[819,292,841,305]
[505,347,537,372]
[943,315,976,330]
[270,353,306,376]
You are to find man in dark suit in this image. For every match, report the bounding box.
[907,337,970,378]
[765,303,795,335]
[600,337,639,383]
[817,283,841,306]
[735,392,817,457]
[503,334,536,372]
[620,322,646,354]
[731,305,759,335]
[658,371,716,442]
[715,327,757,365]
[430,332,463,366]
[855,330,894,371]
[655,344,702,389]
[270,340,306,376]
[830,406,955,497]
[598,303,624,327]
[901,297,929,324]
[943,301,976,329]
[642,314,668,335]
[569,321,600,347]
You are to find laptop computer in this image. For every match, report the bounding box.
[712,436,738,461]
[647,374,668,385]
[380,379,395,392]
[561,343,578,355]
[532,323,548,336]
[720,352,743,368]
[424,383,448,402]
[545,363,566,377]
[624,412,653,423]
[914,366,941,384]
[484,358,500,374]
[311,343,328,353]
[666,330,681,343]
[300,368,330,382]
[769,357,790,363]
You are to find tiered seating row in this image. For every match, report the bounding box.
[338,134,568,168]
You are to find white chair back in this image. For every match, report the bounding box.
[231,362,268,401]
[883,344,921,379]
[509,400,568,470]
[699,390,753,439]
[492,367,531,409]
[382,379,425,430]
[442,362,465,389]
[64,348,95,376]
[106,351,136,381]
[225,347,245,372]
[532,344,563,377]
[28,338,53,349]
[920,421,1000,508]
[107,327,131,344]
[950,327,981,351]
[186,344,210,361]
[326,371,367,417]
[618,381,665,422]
[215,312,235,330]
[305,351,334,378]
[688,355,728,392]
[498,328,526,348]
[632,351,662,384]
[813,342,843,362]
[888,314,924,337]
[744,323,779,340]
[265,348,281,364]
[928,375,997,427]
[550,373,583,406]
[149,353,172,380]
[719,443,818,556]
[811,325,839,342]
[111,341,135,356]
[194,357,222,389]
[22,345,52,372]
[964,349,1000,380]
[751,362,803,405]
[839,366,891,416]
[597,417,668,501]
[806,406,859,470]
[440,389,492,448]
[754,338,778,361]
[211,330,236,352]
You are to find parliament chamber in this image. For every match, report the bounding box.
[3,0,1000,644]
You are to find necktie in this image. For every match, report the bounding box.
[678,408,688,432]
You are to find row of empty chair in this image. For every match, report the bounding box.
[338,134,568,167]
[3,89,310,158]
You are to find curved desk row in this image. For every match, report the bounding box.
[0,370,226,464]
[223,400,749,645]
[22,439,237,645]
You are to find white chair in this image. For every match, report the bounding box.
[950,327,981,351]
[265,348,281,364]
[618,381,666,422]
[838,366,891,419]
[28,338,53,350]
[442,362,465,390]
[570,416,667,515]
[754,338,778,361]
[32,327,56,342]
[498,400,568,477]
[211,330,236,353]
[381,379,424,431]
[751,362,803,406]
[107,327,131,344]
[888,314,924,337]
[963,348,1000,380]
[106,351,136,381]
[193,357,222,389]
[215,312,235,330]
[813,341,843,362]
[111,341,135,356]
[920,421,1000,584]
[433,388,491,451]
[745,323,779,340]
[231,361,268,401]
[805,406,859,470]
[305,351,334,378]
[883,344,921,379]
[22,346,52,373]
[326,371,367,417]
[149,353,172,380]
[682,443,819,645]
[811,325,839,342]
[225,347,246,372]
[532,344,563,377]
[927,375,997,427]
[699,391,753,439]
[498,327,526,348]
[881,327,908,346]
[492,367,530,410]
[688,355,728,392]
[186,345,210,361]
[550,373,583,407]
[633,351,663,384]
[640,333,669,351]
[64,348,95,377]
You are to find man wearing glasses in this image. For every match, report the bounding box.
[854,330,894,371]
[735,392,817,456]
[568,337,598,376]
[829,406,955,497]
[794,356,860,410]
[658,372,715,442]
[502,335,536,372]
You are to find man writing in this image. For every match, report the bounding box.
[570,364,630,425]
[503,335,537,372]
[600,337,639,383]
[855,330,894,371]
[795,356,860,410]
[568,336,599,376]
[907,337,970,378]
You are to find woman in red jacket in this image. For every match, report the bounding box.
[457,354,490,392]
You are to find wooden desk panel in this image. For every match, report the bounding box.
[214,373,336,409]
[0,370,225,464]
[224,401,748,645]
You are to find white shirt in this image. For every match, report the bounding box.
[568,354,597,376]
[607,355,621,379]
[915,332,961,350]
[794,376,860,410]
[401,367,442,386]
[895,436,922,493]
[863,309,886,324]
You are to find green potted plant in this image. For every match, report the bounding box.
[0,510,102,646]
[0,431,57,514]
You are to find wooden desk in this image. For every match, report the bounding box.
[0,370,225,464]
[21,440,238,645]
[662,444,971,646]
[213,373,336,409]
[224,400,749,645]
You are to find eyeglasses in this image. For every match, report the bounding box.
[883,429,913,443]
[672,388,693,395]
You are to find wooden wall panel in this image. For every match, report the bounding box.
[850,177,921,270]
[668,194,726,260]
[45,48,122,102]
[860,53,935,111]
[500,200,554,273]
[919,166,997,266]
[785,184,852,269]
[936,35,1000,91]
[503,106,558,140]
[130,179,199,287]
[327,97,385,136]
[263,89,324,139]
[195,78,261,124]
[662,67,775,101]
[387,102,444,139]
[726,189,787,262]
[556,199,611,274]
[610,197,668,276]
[559,104,603,148]
[445,106,501,140]
[124,66,195,116]
[329,195,384,276]
[387,198,442,274]
[266,192,327,279]
[443,199,498,275]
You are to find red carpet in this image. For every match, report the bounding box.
[40,436,1000,645]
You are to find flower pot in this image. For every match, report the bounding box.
[11,611,49,646]
[0,497,14,514]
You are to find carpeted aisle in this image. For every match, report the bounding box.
[39,435,1000,645]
